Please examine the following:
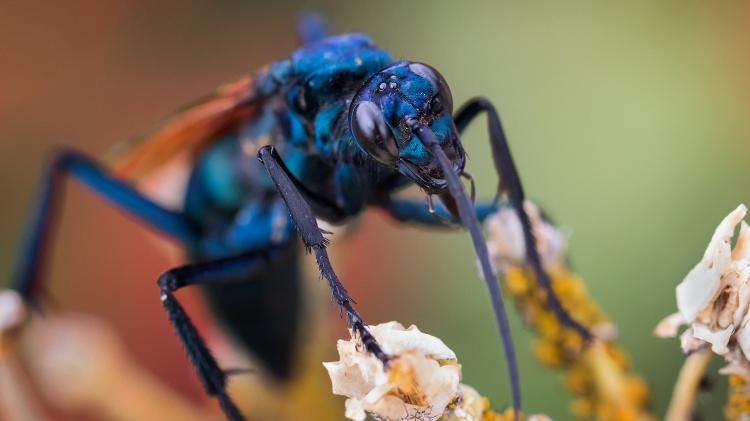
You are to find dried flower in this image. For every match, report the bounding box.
[442,384,552,421]
[324,321,460,421]
[485,202,653,421]
[442,384,487,420]
[324,321,554,421]
[655,204,750,420]
[655,204,750,358]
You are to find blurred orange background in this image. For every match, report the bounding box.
[2,1,750,419]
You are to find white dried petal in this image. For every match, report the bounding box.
[733,266,750,326]
[657,204,750,381]
[0,290,26,332]
[442,384,554,421]
[676,205,746,322]
[739,333,750,362]
[441,384,484,420]
[679,329,707,354]
[324,341,379,398]
[344,398,366,421]
[677,262,720,322]
[692,323,734,354]
[737,318,750,361]
[719,348,750,381]
[733,221,750,261]
[591,322,618,341]
[528,416,554,421]
[654,313,685,338]
[485,207,525,264]
[368,322,456,360]
[716,275,741,329]
[484,201,567,269]
[325,322,461,421]
[718,363,750,380]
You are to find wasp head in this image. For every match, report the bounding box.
[349,61,464,195]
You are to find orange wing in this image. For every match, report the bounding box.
[106,74,262,181]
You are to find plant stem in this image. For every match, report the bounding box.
[665,349,712,421]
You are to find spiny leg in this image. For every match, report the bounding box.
[7,148,261,419]
[454,97,592,341]
[11,148,199,304]
[157,246,287,421]
[257,146,388,365]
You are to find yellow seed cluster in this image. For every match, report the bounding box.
[502,266,653,421]
[484,408,518,421]
[726,375,750,420]
[442,385,533,421]
[478,407,552,421]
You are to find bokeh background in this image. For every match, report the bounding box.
[2,1,750,419]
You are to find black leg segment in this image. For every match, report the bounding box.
[257,146,388,365]
[157,247,285,421]
[454,97,592,341]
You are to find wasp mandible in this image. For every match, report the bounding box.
[9,20,591,421]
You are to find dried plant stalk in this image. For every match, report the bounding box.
[655,205,750,420]
[665,349,712,421]
[486,203,653,421]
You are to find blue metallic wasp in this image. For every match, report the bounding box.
[10,21,591,421]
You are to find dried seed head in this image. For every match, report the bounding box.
[484,201,567,270]
[324,322,460,421]
[485,203,653,421]
[657,204,750,377]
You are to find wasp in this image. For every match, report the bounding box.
[9,19,590,421]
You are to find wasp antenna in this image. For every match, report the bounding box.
[414,125,522,421]
[297,11,328,45]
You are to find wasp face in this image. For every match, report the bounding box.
[349,61,465,194]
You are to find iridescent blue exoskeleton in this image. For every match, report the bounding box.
[9,22,591,421]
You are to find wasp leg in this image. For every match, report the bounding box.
[383,198,500,226]
[11,148,198,304]
[257,146,388,366]
[157,247,286,421]
[454,97,592,341]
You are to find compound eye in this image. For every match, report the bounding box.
[408,63,453,113]
[351,101,399,166]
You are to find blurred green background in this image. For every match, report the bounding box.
[2,1,750,419]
